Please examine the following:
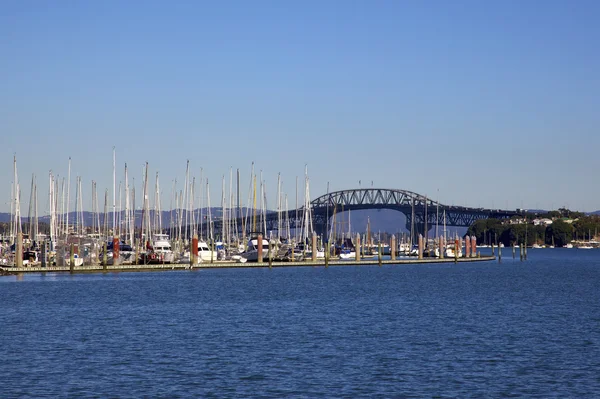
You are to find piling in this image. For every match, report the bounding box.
[498,243,502,262]
[520,243,523,261]
[312,233,317,262]
[69,243,75,273]
[268,241,272,268]
[16,233,23,267]
[325,241,329,267]
[491,243,495,256]
[210,240,215,264]
[454,237,459,263]
[257,234,263,263]
[465,236,471,258]
[191,235,198,266]
[418,234,423,260]
[41,242,47,267]
[378,243,382,266]
[471,236,477,258]
[512,244,516,259]
[103,242,108,270]
[113,236,120,266]
[391,235,396,261]
[438,236,444,259]
[355,234,361,262]
[524,244,528,260]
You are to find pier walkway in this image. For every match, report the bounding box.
[1,256,496,275]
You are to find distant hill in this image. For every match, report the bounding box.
[0,208,467,237]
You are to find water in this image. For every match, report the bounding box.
[1,249,599,398]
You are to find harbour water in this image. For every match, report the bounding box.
[1,249,599,397]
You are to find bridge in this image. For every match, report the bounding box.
[201,188,521,239]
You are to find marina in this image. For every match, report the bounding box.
[0,254,496,275]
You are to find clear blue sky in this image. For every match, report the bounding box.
[1,0,599,213]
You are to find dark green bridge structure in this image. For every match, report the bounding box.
[202,188,521,238]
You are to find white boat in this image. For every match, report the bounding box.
[338,248,356,260]
[197,240,218,262]
[444,244,463,258]
[151,234,175,263]
[564,243,574,248]
[241,235,270,262]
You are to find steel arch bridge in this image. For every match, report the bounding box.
[201,188,521,238]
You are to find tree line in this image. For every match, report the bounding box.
[466,209,600,247]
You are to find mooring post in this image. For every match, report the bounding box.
[268,241,273,268]
[512,243,516,259]
[103,241,108,270]
[113,236,120,266]
[520,243,524,261]
[191,235,198,266]
[491,242,495,256]
[312,232,317,262]
[498,243,502,262]
[418,234,423,260]
[257,234,263,263]
[391,235,396,261]
[69,243,75,273]
[471,236,477,258]
[16,232,23,267]
[438,236,444,259]
[378,242,382,266]
[454,237,459,263]
[465,236,471,258]
[524,243,528,260]
[41,242,47,267]
[325,241,329,267]
[355,233,361,262]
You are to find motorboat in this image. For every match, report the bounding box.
[241,233,270,262]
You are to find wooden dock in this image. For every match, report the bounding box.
[0,256,496,275]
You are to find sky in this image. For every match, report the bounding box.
[1,0,599,214]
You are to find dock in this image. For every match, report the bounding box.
[0,256,496,275]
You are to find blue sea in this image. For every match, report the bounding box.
[1,249,599,398]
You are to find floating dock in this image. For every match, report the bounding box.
[0,256,496,275]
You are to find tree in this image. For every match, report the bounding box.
[547,220,573,247]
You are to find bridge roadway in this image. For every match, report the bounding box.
[201,188,521,238]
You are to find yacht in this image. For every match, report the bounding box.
[241,234,270,262]
[149,234,175,263]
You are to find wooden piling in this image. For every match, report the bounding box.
[16,232,23,267]
[498,243,502,262]
[471,236,477,257]
[512,244,516,259]
[355,234,361,262]
[103,242,108,270]
[312,233,317,262]
[491,243,495,256]
[191,235,198,266]
[520,243,523,261]
[325,241,329,267]
[113,236,120,266]
[391,235,396,261]
[454,237,459,263]
[69,243,75,273]
[268,241,272,268]
[378,243,382,266]
[465,236,471,258]
[418,234,423,260]
[257,234,263,263]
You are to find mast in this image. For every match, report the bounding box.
[277,172,281,239]
[66,157,71,238]
[112,147,116,237]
